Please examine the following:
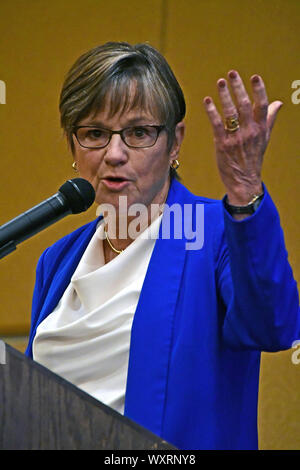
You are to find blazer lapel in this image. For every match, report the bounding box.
[124,180,188,437]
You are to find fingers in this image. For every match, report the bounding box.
[204,71,274,134]
[217,78,238,119]
[217,71,255,127]
[267,100,283,133]
[203,72,248,137]
[227,71,253,125]
[251,74,269,124]
[203,96,227,140]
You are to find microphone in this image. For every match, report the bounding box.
[0,178,95,259]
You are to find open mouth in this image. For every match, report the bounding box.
[106,177,127,182]
[102,177,130,191]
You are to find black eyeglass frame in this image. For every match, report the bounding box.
[72,124,167,149]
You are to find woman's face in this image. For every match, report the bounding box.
[72,106,185,213]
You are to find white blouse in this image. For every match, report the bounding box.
[33,215,161,414]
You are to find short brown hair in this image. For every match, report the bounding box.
[59,41,186,178]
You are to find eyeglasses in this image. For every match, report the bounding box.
[73,125,166,149]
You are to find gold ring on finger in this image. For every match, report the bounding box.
[225,115,240,133]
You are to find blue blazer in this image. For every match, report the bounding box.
[26,179,300,450]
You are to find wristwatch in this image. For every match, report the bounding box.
[224,191,264,215]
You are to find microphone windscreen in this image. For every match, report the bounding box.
[59,178,95,214]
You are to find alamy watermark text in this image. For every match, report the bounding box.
[96,197,204,251]
[0,340,6,364]
[0,80,6,104]
[291,340,300,365]
[291,80,300,104]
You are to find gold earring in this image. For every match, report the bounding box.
[171,159,180,170]
[72,161,78,171]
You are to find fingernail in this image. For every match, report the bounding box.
[204,97,212,105]
[251,75,260,84]
[229,70,237,80]
[218,79,226,88]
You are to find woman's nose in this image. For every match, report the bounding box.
[103,134,128,166]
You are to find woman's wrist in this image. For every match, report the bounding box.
[226,182,263,206]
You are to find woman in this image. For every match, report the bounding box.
[26,42,299,450]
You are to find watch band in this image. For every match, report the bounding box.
[224,191,264,215]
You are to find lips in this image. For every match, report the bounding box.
[101,176,131,191]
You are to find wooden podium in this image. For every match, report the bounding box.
[0,343,175,450]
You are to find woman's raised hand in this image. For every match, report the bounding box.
[203,70,283,205]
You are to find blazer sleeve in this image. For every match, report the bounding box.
[216,184,300,351]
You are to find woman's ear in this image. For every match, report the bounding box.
[169,121,185,162]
